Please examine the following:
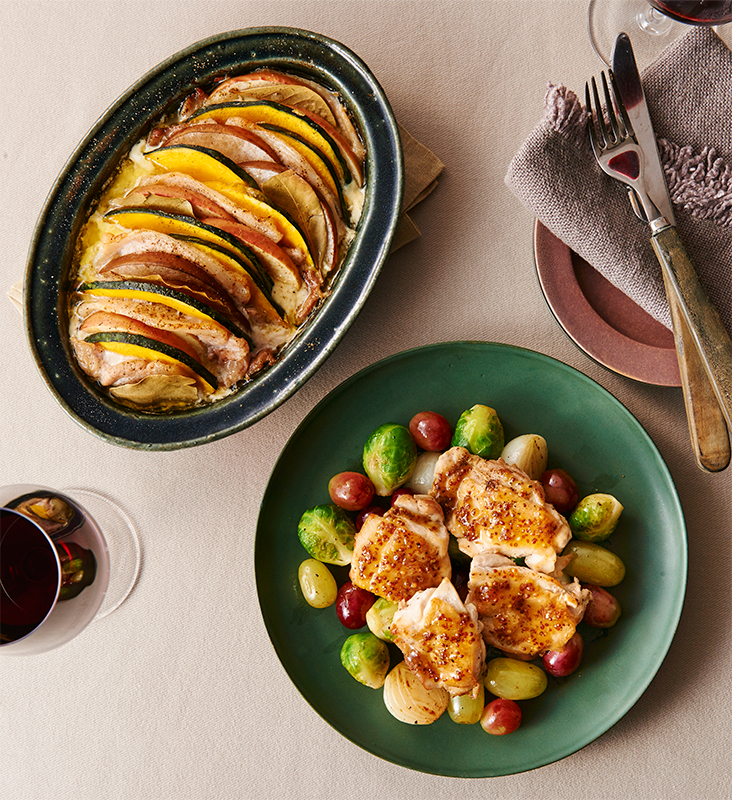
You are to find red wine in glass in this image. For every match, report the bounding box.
[647,1,732,24]
[0,509,60,643]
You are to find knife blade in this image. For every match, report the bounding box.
[612,33,675,225]
[611,32,732,472]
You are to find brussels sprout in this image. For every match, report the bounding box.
[366,597,398,641]
[451,404,504,460]
[569,493,624,542]
[500,434,548,479]
[297,504,356,566]
[362,423,418,496]
[340,632,390,689]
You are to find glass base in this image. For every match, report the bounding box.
[61,489,141,619]
[588,0,732,68]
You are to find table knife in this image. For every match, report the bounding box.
[612,32,732,472]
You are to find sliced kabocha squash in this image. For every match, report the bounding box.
[103,207,273,298]
[236,125,347,231]
[82,330,219,392]
[92,228,291,349]
[210,70,367,164]
[207,75,338,127]
[255,123,349,224]
[96,251,252,334]
[155,121,280,163]
[205,179,318,275]
[77,280,251,343]
[75,296,253,390]
[198,216,305,321]
[188,101,354,187]
[134,172,315,275]
[144,144,259,189]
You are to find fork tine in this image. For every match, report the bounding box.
[585,81,602,158]
[600,72,622,143]
[589,76,609,149]
[608,69,634,138]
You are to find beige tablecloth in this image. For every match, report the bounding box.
[1,2,730,799]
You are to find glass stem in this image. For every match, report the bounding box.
[636,7,675,35]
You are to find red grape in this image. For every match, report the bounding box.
[583,585,622,628]
[335,581,375,629]
[480,698,522,735]
[328,471,375,511]
[355,504,385,531]
[540,468,579,514]
[542,632,584,677]
[409,411,453,451]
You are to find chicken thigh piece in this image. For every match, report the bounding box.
[349,493,451,602]
[430,447,571,573]
[466,553,590,658]
[391,578,485,698]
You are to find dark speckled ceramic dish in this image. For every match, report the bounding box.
[24,27,403,450]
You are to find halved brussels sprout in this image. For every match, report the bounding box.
[366,597,398,641]
[362,423,418,496]
[569,493,623,542]
[340,632,390,688]
[451,404,504,460]
[500,434,548,480]
[297,504,356,566]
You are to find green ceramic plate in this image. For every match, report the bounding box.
[255,342,686,776]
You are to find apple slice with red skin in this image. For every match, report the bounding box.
[155,121,280,164]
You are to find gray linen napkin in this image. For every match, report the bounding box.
[505,26,732,335]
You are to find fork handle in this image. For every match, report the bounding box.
[651,225,732,471]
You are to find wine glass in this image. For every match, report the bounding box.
[588,0,732,66]
[0,484,140,655]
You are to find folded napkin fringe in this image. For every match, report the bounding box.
[661,140,732,227]
[543,82,732,230]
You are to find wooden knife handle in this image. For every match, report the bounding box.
[651,225,731,472]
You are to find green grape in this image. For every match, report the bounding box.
[484,658,547,701]
[447,683,485,725]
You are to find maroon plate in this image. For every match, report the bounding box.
[534,221,680,387]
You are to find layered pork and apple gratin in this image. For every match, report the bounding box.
[68,70,366,412]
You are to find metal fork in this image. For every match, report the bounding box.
[586,69,731,472]
[585,72,661,224]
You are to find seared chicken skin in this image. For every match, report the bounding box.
[391,578,485,698]
[349,493,451,602]
[430,447,571,573]
[466,553,590,658]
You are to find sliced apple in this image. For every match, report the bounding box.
[77,280,250,341]
[103,207,272,296]
[82,327,218,391]
[161,122,280,163]
[189,101,351,186]
[260,169,338,276]
[207,80,337,127]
